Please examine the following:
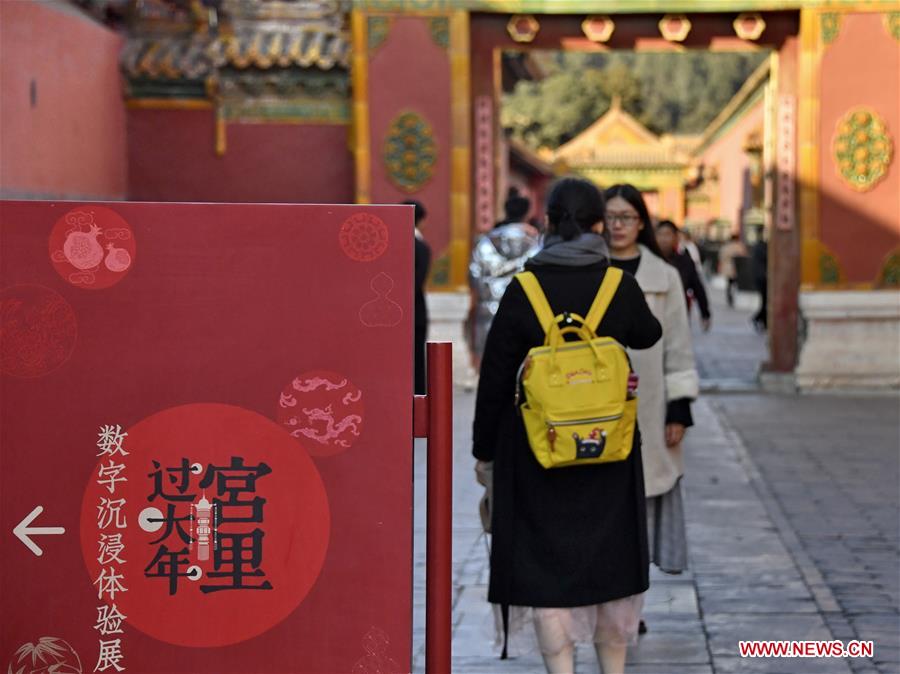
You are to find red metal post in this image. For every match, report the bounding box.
[425,342,453,674]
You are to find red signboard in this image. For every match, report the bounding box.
[1,201,414,673]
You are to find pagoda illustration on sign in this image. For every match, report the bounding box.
[192,493,216,562]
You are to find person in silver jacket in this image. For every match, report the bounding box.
[467,190,541,370]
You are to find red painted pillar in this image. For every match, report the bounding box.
[422,342,452,674]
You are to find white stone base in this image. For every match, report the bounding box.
[796,290,900,390]
[426,291,478,389]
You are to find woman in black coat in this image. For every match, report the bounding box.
[656,220,711,331]
[473,178,662,673]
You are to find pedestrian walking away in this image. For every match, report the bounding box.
[656,219,712,332]
[751,224,768,332]
[473,177,662,674]
[717,233,747,308]
[468,189,541,372]
[604,184,700,597]
[405,199,431,395]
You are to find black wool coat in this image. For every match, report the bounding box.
[472,260,662,607]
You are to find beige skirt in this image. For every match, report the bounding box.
[494,593,645,657]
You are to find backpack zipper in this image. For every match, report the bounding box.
[545,413,622,452]
[547,413,623,427]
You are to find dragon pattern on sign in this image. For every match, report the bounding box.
[276,371,365,457]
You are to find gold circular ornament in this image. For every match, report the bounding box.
[384,111,437,193]
[832,108,893,191]
[507,14,540,43]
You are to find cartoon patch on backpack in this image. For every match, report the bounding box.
[573,429,607,459]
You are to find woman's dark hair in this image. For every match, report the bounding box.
[402,199,427,225]
[546,177,605,241]
[503,194,531,224]
[656,219,679,233]
[603,183,664,258]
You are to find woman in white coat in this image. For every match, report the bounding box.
[602,184,699,599]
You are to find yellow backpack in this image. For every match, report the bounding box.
[515,267,637,469]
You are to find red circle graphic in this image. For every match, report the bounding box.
[49,206,136,290]
[79,404,330,647]
[339,213,389,262]
[0,284,77,378]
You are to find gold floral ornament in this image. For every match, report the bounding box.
[659,14,692,42]
[733,13,766,41]
[384,111,437,192]
[582,16,615,43]
[507,15,540,43]
[832,108,893,192]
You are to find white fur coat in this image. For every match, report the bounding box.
[628,245,699,497]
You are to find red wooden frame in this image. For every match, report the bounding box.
[414,342,453,674]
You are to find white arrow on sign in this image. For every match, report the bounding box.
[14,505,66,557]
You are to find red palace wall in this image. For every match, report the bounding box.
[0,1,127,199]
[817,12,900,283]
[366,17,453,259]
[691,101,765,234]
[127,110,354,204]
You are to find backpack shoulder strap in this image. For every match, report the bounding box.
[515,272,555,335]
[585,267,623,331]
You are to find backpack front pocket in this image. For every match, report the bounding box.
[522,400,636,468]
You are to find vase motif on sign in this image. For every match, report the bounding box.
[384,111,437,193]
[832,108,893,192]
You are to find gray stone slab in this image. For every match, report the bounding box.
[713,655,853,673]
[451,655,544,673]
[643,579,699,615]
[636,615,705,634]
[627,631,710,665]
[704,613,833,657]
[626,666,714,674]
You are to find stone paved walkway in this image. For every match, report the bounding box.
[712,394,900,674]
[690,279,767,390]
[410,287,899,674]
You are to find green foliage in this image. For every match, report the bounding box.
[502,51,768,151]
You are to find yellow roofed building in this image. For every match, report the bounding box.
[553,98,699,225]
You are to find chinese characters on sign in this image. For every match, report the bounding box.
[3,203,412,673]
[95,424,130,673]
[142,457,274,595]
